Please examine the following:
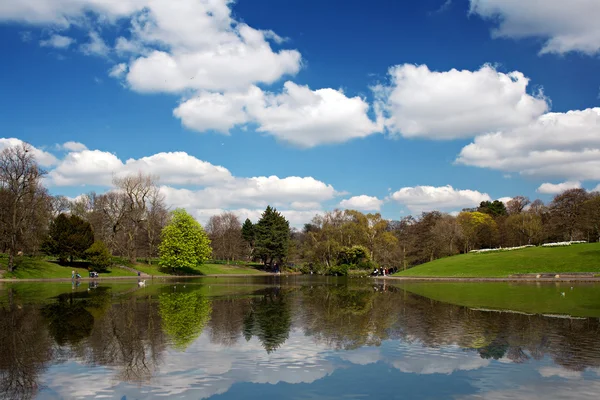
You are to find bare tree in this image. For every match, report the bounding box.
[0,143,49,270]
[206,212,244,262]
[506,196,530,215]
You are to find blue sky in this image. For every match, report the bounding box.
[1,0,599,225]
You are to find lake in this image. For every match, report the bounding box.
[1,276,600,399]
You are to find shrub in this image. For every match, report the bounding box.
[85,241,113,271]
[326,264,349,276]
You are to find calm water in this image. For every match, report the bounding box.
[1,277,600,399]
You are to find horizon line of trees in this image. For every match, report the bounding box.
[1,141,599,273]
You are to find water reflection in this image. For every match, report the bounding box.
[0,280,599,399]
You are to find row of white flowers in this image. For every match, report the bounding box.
[470,245,535,253]
[541,240,587,247]
[470,241,587,253]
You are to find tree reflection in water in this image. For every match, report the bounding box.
[0,290,53,400]
[1,281,600,397]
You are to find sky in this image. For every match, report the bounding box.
[1,0,599,226]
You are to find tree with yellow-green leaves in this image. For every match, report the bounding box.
[158,209,211,271]
[457,211,497,252]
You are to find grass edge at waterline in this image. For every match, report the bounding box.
[394,242,600,278]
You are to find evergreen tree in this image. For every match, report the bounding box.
[241,218,255,258]
[254,206,290,268]
[158,208,212,271]
[42,213,94,263]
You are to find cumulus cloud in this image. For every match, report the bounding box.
[537,181,582,194]
[374,64,548,139]
[60,141,87,151]
[161,176,338,211]
[109,63,127,78]
[173,87,261,134]
[339,195,384,211]
[174,82,381,147]
[39,34,74,49]
[469,0,600,55]
[390,185,491,213]
[0,137,58,167]
[457,108,600,181]
[593,184,600,193]
[79,31,110,57]
[34,139,337,223]
[48,149,233,187]
[251,82,381,147]
[0,0,301,93]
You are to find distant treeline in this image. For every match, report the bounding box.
[1,141,599,273]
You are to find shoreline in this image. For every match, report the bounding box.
[0,272,298,283]
[377,276,600,282]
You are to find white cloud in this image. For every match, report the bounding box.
[390,185,491,213]
[39,34,74,49]
[174,82,381,147]
[374,64,548,140]
[469,0,600,55]
[537,181,582,194]
[592,184,600,193]
[48,149,233,187]
[251,82,381,147]
[123,152,233,186]
[108,63,127,78]
[496,197,513,204]
[457,108,600,181]
[161,176,338,211]
[49,149,123,186]
[339,195,384,211]
[173,87,261,134]
[0,1,301,92]
[0,137,58,167]
[79,31,110,57]
[60,141,87,152]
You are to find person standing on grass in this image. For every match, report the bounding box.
[72,270,75,279]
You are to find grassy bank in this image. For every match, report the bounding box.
[398,282,600,318]
[122,259,266,276]
[0,255,136,279]
[394,242,600,278]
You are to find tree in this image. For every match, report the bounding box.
[457,211,497,251]
[506,196,530,215]
[206,212,245,262]
[241,218,255,258]
[158,209,211,271]
[549,188,589,241]
[0,143,51,271]
[477,200,507,218]
[254,206,290,268]
[42,213,94,263]
[113,172,161,263]
[84,241,113,271]
[431,214,462,256]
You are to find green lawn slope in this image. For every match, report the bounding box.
[0,255,136,279]
[394,242,600,278]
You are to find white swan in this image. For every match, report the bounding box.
[138,280,146,287]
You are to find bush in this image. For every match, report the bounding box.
[85,241,113,271]
[326,264,349,276]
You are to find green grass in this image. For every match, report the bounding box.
[394,242,600,278]
[128,262,266,276]
[0,254,137,279]
[398,282,600,318]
